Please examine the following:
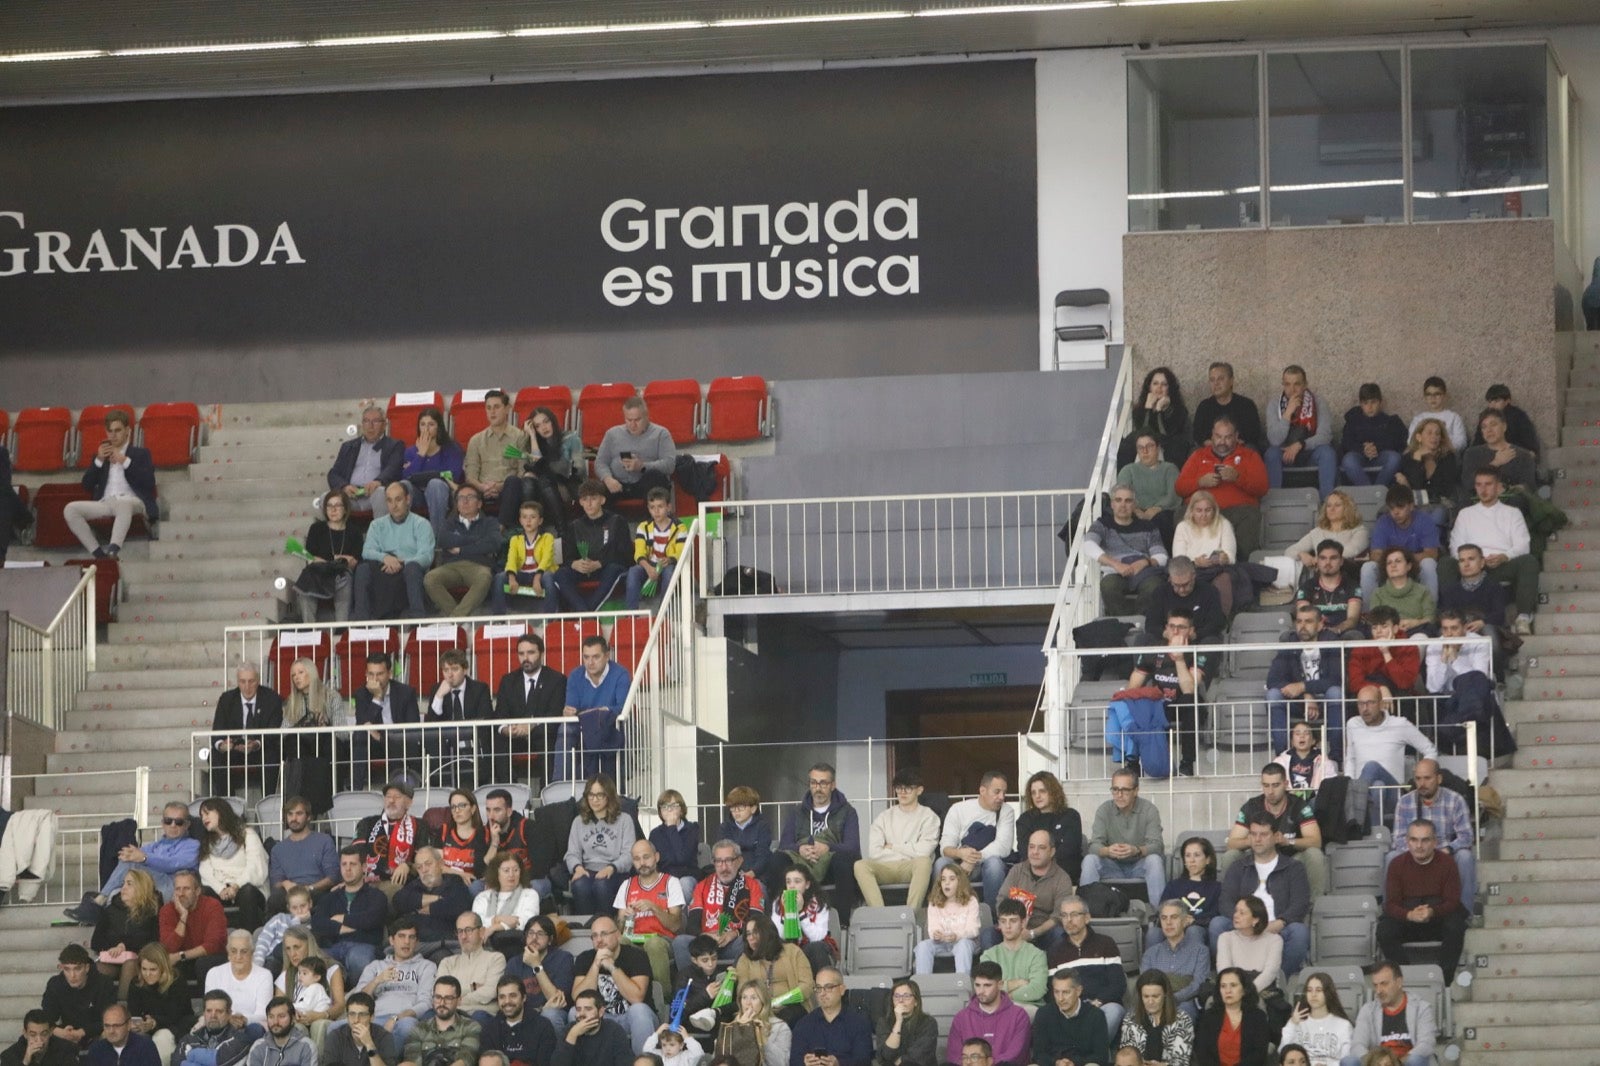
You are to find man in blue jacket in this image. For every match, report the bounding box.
[65,409,157,557]
[557,636,631,782]
[329,405,405,515]
[1266,602,1347,760]
[770,763,861,920]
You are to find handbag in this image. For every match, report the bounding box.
[294,560,346,599]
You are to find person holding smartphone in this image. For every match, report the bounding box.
[1277,973,1352,1066]
[594,396,676,507]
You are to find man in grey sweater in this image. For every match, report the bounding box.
[243,999,316,1066]
[1084,484,1169,615]
[1340,962,1436,1066]
[1265,364,1338,500]
[594,396,675,506]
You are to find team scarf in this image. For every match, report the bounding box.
[1280,389,1317,433]
[365,814,417,882]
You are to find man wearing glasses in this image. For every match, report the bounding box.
[330,406,406,515]
[852,767,939,909]
[674,840,765,975]
[1046,898,1128,1040]
[64,801,199,925]
[398,980,480,1066]
[788,967,872,1066]
[1079,770,1166,904]
[319,993,396,1066]
[772,764,862,922]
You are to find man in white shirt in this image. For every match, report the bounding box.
[935,772,1016,906]
[853,767,940,908]
[1442,468,1537,635]
[1345,685,1436,830]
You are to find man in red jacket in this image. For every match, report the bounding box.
[1175,417,1269,559]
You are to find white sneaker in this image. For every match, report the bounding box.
[689,1009,716,1032]
[1515,614,1534,636]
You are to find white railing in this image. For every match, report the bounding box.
[6,564,98,732]
[697,489,1080,600]
[0,767,150,906]
[1031,346,1136,746]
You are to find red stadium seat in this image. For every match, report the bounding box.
[608,613,653,674]
[333,626,401,698]
[12,407,73,472]
[513,386,574,433]
[268,630,333,693]
[139,402,203,467]
[447,390,498,444]
[74,405,138,469]
[65,557,120,622]
[386,392,443,446]
[472,621,536,685]
[674,452,732,505]
[705,376,770,442]
[0,409,10,440]
[642,379,703,444]
[576,381,637,450]
[544,616,620,675]
[403,623,466,698]
[31,483,90,547]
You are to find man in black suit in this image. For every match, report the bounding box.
[327,405,404,515]
[427,648,492,788]
[352,652,420,789]
[208,663,285,796]
[64,408,158,558]
[485,633,568,784]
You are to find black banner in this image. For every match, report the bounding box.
[0,60,1037,353]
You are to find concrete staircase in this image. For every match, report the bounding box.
[1454,334,1600,1066]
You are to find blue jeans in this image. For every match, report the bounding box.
[1267,686,1344,762]
[550,563,627,612]
[914,937,977,974]
[624,561,675,609]
[551,722,620,783]
[324,939,377,977]
[933,856,1009,907]
[1207,916,1310,974]
[1358,761,1401,828]
[101,860,176,900]
[1079,853,1166,903]
[408,479,454,543]
[1267,443,1337,499]
[671,933,744,974]
[555,866,626,917]
[1098,1002,1125,1042]
[1339,449,1402,487]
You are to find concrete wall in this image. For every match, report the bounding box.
[1122,219,1562,446]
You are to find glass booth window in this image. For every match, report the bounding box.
[1267,50,1405,225]
[1410,45,1549,221]
[1128,55,1261,232]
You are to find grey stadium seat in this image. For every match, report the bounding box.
[1327,839,1388,896]
[1310,894,1378,967]
[845,905,918,975]
[326,790,384,842]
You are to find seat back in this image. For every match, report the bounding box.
[334,626,401,698]
[1326,840,1387,896]
[1053,288,1112,342]
[13,406,73,472]
[448,389,499,443]
[1227,613,1289,679]
[844,906,917,974]
[541,780,583,806]
[1290,964,1366,1013]
[1310,894,1379,966]
[705,376,769,442]
[1399,963,1452,1037]
[268,630,333,693]
[1343,485,1388,525]
[471,622,534,686]
[577,381,637,450]
[75,404,138,468]
[387,392,444,445]
[327,790,385,842]
[514,385,575,431]
[139,402,203,467]
[1096,915,1147,974]
[477,783,531,812]
[914,972,972,1028]
[1210,680,1273,752]
[642,379,702,444]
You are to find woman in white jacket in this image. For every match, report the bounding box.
[197,797,269,931]
[1278,971,1353,1066]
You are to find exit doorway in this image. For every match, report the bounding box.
[884,685,1036,797]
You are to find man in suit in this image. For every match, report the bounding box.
[209,664,285,795]
[429,649,492,788]
[65,408,158,558]
[328,405,405,515]
[485,633,567,784]
[353,652,421,789]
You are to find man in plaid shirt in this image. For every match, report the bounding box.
[1388,759,1475,914]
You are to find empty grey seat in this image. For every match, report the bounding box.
[1096,916,1148,974]
[326,790,383,843]
[1211,679,1272,752]
[1398,962,1452,1038]
[477,782,531,811]
[846,906,918,975]
[1344,485,1387,526]
[1327,839,1388,897]
[1054,289,1112,342]
[1310,894,1379,966]
[1228,613,1290,680]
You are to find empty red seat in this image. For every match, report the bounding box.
[268,630,333,693]
[386,392,444,445]
[0,409,10,440]
[472,621,536,684]
[609,613,654,674]
[576,382,637,450]
[139,402,202,467]
[12,407,73,472]
[74,405,138,469]
[333,626,401,698]
[447,390,498,443]
[65,557,120,622]
[642,379,703,444]
[403,623,466,697]
[705,376,770,441]
[31,483,91,547]
[513,386,574,433]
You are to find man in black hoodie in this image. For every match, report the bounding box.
[1,1011,78,1066]
[549,480,631,612]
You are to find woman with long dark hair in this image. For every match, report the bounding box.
[522,406,584,526]
[439,788,489,888]
[1013,771,1083,881]
[873,977,938,1066]
[733,912,814,1024]
[560,773,637,915]
[196,797,268,930]
[1119,366,1192,467]
[1193,967,1271,1066]
[1119,970,1194,1066]
[1278,972,1353,1066]
[402,405,465,541]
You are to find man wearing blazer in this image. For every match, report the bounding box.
[66,409,158,557]
[209,663,285,796]
[427,648,493,788]
[484,633,567,784]
[327,405,405,514]
[352,652,421,789]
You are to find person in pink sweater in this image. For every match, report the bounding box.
[946,962,1032,1065]
[913,865,980,974]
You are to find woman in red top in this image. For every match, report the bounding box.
[439,789,489,889]
[1194,967,1271,1066]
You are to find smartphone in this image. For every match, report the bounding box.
[1213,464,1225,477]
[620,451,635,460]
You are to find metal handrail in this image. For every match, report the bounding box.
[6,564,98,731]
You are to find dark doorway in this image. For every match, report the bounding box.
[884,685,1036,797]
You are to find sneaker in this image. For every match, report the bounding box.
[1123,756,1141,777]
[1176,763,1195,778]
[689,1009,717,1032]
[91,546,109,559]
[106,544,121,557]
[1515,615,1534,636]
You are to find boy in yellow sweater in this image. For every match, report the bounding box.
[625,488,688,609]
[493,500,556,614]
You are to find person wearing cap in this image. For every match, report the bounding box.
[353,780,435,900]
[40,944,117,1051]
[1471,384,1541,458]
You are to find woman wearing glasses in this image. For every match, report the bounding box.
[874,978,938,1066]
[559,773,637,916]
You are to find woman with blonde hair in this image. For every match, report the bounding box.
[1174,489,1255,614]
[91,867,160,996]
[127,945,192,1063]
[1396,417,1459,522]
[716,979,793,1066]
[282,657,338,815]
[274,925,347,1045]
[1286,490,1368,573]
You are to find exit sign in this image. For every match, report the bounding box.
[970,672,1008,687]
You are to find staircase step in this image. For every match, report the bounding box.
[216,400,369,429]
[1513,653,1600,678]
[64,705,219,731]
[1457,1001,1597,1027]
[72,687,217,714]
[1454,1024,1600,1054]
[1512,721,1600,746]
[1498,742,1600,770]
[120,599,283,626]
[97,639,224,670]
[120,557,283,584]
[197,438,346,464]
[1483,879,1600,904]
[167,498,324,522]
[1458,1049,1600,1066]
[160,518,313,542]
[159,475,329,503]
[1499,794,1600,819]
[1480,856,1598,881]
[1468,925,1600,955]
[1473,901,1596,928]
[1472,951,1600,980]
[1495,814,1596,840]
[148,538,292,562]
[1489,608,1600,635]
[1472,836,1600,860]
[45,748,194,775]
[108,618,236,642]
[1537,567,1600,591]
[1501,698,1600,725]
[208,423,357,447]
[1533,590,1600,612]
[1516,676,1600,699]
[126,579,287,606]
[86,666,222,691]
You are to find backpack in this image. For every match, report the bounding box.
[1079,881,1129,918]
[713,566,780,595]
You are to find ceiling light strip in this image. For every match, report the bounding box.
[511,21,709,37]
[0,49,108,63]
[713,12,913,27]
[1271,179,1405,192]
[312,30,508,48]
[113,41,307,57]
[1413,183,1550,200]
[917,3,1113,15]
